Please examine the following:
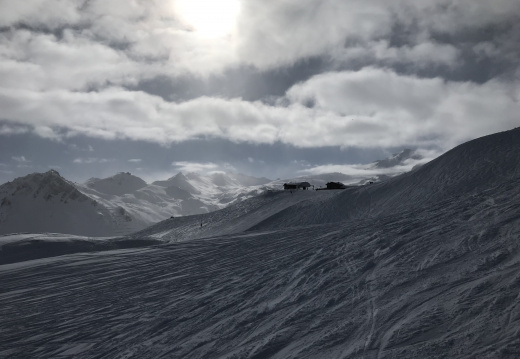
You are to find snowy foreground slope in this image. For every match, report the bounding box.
[1,128,520,358]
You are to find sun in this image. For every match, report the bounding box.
[174,0,241,38]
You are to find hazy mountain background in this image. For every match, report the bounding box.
[0,149,422,236]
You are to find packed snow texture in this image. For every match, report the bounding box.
[1,129,520,358]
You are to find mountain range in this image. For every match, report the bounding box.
[0,149,422,236]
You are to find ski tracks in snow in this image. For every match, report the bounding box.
[2,178,520,358]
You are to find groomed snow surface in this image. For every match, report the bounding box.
[1,128,520,358]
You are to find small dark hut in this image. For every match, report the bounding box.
[326,181,347,189]
[283,182,311,190]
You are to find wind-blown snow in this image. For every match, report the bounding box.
[1,128,520,358]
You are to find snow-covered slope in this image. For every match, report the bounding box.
[131,128,519,241]
[86,172,147,196]
[247,127,520,231]
[1,128,520,358]
[0,170,136,236]
[131,189,340,242]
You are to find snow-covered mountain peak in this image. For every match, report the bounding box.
[86,172,147,196]
[170,172,188,181]
[0,170,132,236]
[1,169,86,202]
[153,172,200,195]
[43,169,61,177]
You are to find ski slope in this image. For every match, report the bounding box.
[1,128,520,358]
[1,180,519,358]
[133,189,339,242]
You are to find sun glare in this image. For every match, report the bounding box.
[175,0,241,38]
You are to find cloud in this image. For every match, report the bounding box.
[0,0,83,29]
[128,158,142,163]
[0,0,519,172]
[73,157,112,164]
[171,161,219,174]
[171,161,237,175]
[12,155,30,163]
[68,143,95,152]
[300,148,440,179]
[2,67,517,152]
[236,0,392,69]
[0,123,29,135]
[330,40,461,69]
[285,67,520,149]
[0,0,518,86]
[236,0,520,72]
[0,29,140,92]
[11,155,32,169]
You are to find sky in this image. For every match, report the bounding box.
[0,0,519,184]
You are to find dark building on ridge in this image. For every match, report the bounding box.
[283,182,311,190]
[326,181,347,189]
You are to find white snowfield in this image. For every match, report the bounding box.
[1,128,520,358]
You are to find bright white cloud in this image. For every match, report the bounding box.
[236,0,392,69]
[170,161,237,175]
[0,66,518,151]
[172,161,219,174]
[0,0,518,81]
[285,67,520,149]
[0,0,84,28]
[0,29,140,91]
[174,0,241,38]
